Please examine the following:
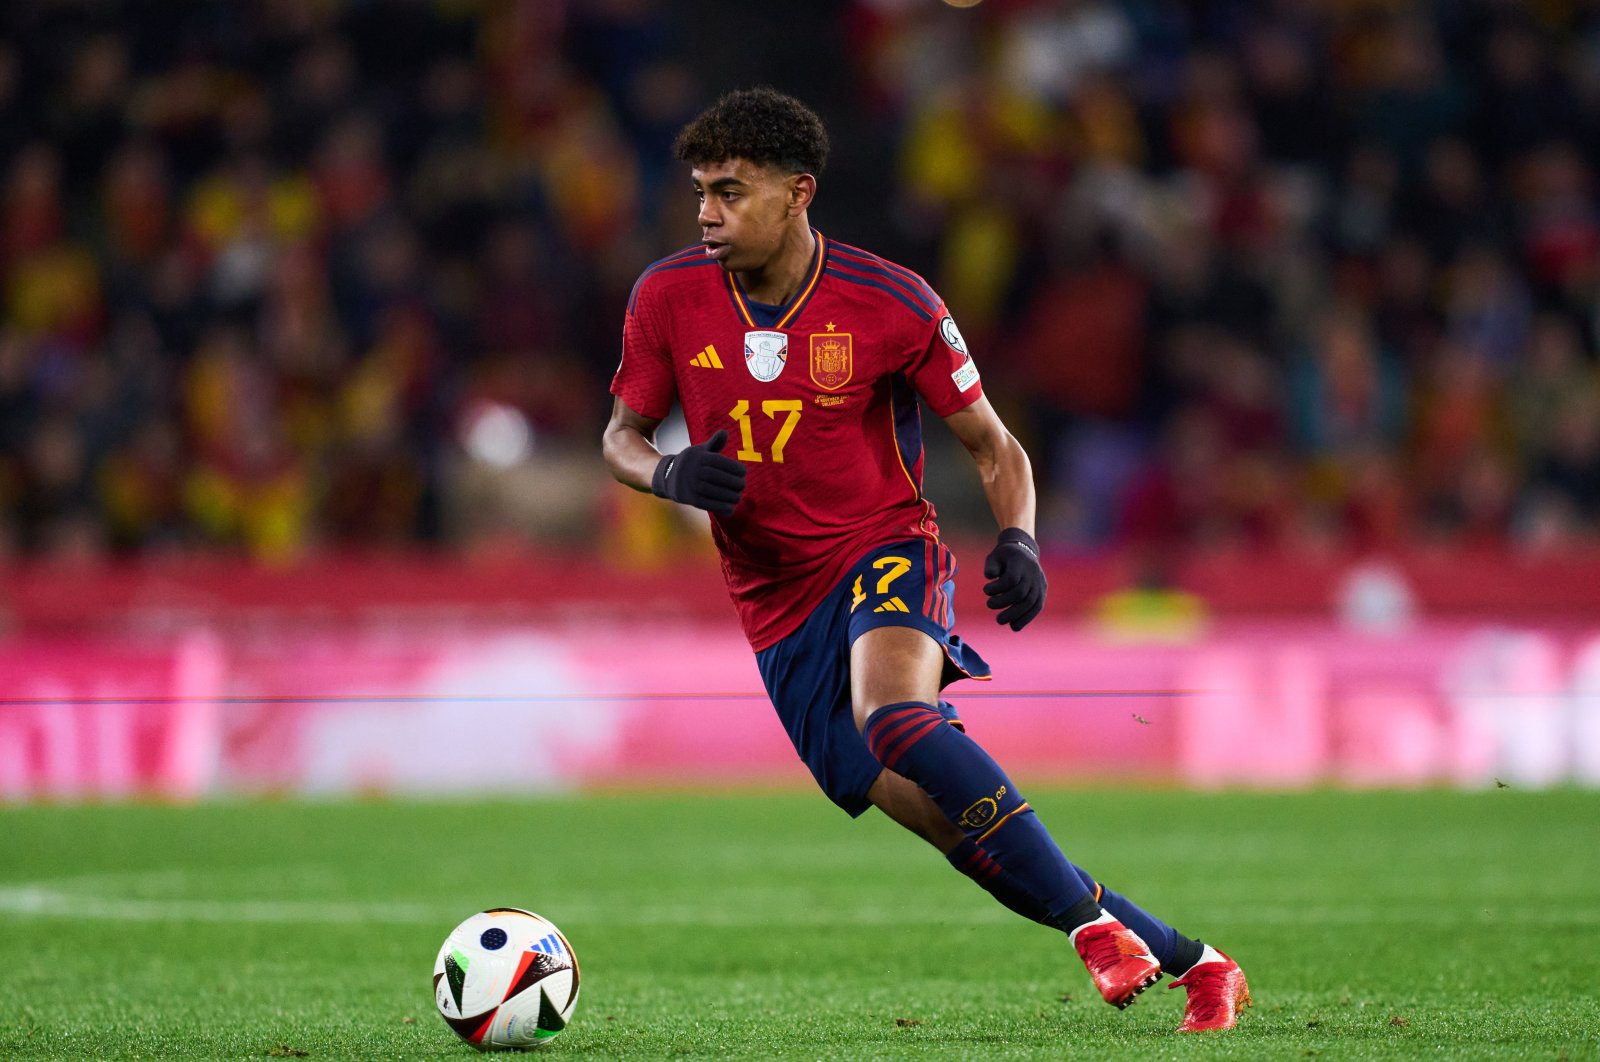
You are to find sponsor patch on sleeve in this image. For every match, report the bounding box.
[951,358,980,393]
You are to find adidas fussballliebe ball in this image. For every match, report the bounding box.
[433,908,580,1050]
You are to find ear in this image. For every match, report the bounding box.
[786,173,816,216]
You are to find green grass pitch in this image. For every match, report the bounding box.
[2,787,1597,1060]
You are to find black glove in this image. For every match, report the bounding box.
[651,429,747,516]
[983,527,1047,630]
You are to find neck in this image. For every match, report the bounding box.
[738,223,815,305]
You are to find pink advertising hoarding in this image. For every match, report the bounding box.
[3,619,1598,799]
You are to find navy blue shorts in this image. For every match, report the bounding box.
[755,538,991,817]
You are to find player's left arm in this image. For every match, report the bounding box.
[943,397,1035,536]
[943,397,1047,630]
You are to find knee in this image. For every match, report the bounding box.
[849,626,943,732]
[852,698,885,734]
[852,696,924,735]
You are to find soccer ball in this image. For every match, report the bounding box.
[433,908,580,1050]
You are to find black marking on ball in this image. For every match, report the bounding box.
[444,954,467,1013]
[480,927,508,951]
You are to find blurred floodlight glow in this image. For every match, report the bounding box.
[461,402,533,468]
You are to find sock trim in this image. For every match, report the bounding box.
[879,717,945,770]
[862,703,930,746]
[1066,908,1116,944]
[975,801,1030,844]
[957,847,1002,881]
[862,702,944,771]
[1163,936,1208,977]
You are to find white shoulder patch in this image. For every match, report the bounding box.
[939,315,968,356]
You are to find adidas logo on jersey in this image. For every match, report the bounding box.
[690,345,724,369]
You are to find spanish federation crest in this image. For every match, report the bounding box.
[744,330,788,382]
[809,331,853,390]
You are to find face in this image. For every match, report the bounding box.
[691,158,808,273]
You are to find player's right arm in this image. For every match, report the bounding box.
[608,269,747,515]
[604,398,748,516]
[602,397,668,494]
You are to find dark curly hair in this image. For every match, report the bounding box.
[672,87,829,175]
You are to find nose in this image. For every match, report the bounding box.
[698,197,720,230]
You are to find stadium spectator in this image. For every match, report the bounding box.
[0,0,1595,564]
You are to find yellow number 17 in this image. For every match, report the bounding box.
[730,399,802,463]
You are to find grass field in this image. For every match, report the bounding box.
[2,787,1597,1060]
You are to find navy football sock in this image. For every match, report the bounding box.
[1075,871,1201,972]
[944,838,1051,924]
[864,701,1093,926]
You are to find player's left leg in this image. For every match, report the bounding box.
[1072,873,1248,1029]
[759,537,1244,1025]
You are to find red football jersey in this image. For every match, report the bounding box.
[611,231,984,650]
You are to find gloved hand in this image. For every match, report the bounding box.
[651,429,747,516]
[983,527,1047,630]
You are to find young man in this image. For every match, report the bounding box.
[603,87,1248,1033]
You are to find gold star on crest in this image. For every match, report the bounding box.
[826,322,836,332]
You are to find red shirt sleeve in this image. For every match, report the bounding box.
[904,305,984,417]
[610,280,676,420]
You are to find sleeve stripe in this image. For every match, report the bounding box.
[627,246,716,313]
[823,265,933,322]
[829,242,941,312]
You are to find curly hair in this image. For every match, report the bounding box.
[672,87,829,175]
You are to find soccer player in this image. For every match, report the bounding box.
[602,87,1248,1033]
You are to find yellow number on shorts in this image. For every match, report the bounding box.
[874,556,912,594]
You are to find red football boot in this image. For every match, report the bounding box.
[1069,912,1161,1008]
[1169,944,1250,1032]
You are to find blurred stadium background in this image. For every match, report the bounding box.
[3,0,1600,801]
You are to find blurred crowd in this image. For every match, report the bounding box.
[0,0,1598,565]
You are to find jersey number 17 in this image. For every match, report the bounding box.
[729,399,802,463]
